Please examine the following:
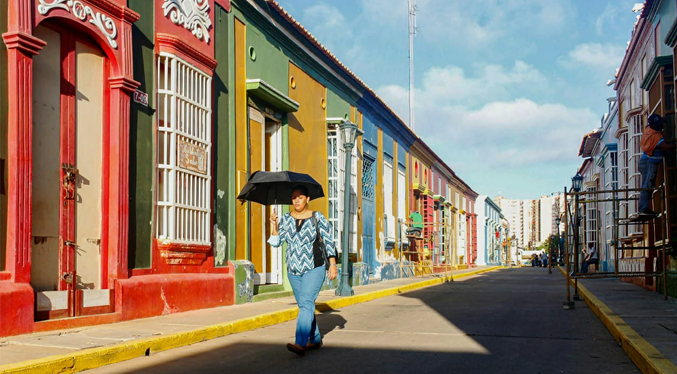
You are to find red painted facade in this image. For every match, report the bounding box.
[0,0,233,337]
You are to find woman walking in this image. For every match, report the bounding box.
[268,185,338,356]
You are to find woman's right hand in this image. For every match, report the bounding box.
[270,208,279,235]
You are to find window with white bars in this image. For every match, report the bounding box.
[605,151,618,256]
[327,125,357,254]
[156,53,212,245]
[383,160,394,243]
[327,128,340,248]
[628,115,642,234]
[619,132,629,238]
[586,187,597,245]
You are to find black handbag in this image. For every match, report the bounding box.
[311,212,330,270]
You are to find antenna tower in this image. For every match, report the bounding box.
[408,0,418,132]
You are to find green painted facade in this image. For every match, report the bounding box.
[127,0,156,269]
[214,3,231,266]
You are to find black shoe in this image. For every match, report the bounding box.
[640,209,658,216]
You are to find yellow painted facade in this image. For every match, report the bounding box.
[287,63,328,218]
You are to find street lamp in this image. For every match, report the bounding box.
[571,173,583,193]
[336,120,364,297]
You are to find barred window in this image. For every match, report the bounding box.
[327,124,358,253]
[618,132,629,238]
[362,157,375,200]
[156,53,212,244]
[628,115,642,234]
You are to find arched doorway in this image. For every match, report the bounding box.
[31,23,110,320]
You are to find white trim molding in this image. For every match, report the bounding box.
[162,0,212,43]
[38,0,119,49]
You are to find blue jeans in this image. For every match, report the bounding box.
[288,266,325,346]
[638,158,659,213]
[581,258,598,273]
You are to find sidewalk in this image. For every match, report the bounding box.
[0,266,499,374]
[564,269,677,374]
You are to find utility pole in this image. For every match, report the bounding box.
[408,0,418,132]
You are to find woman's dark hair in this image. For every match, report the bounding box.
[292,185,309,197]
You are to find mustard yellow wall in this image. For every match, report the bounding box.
[234,18,248,261]
[288,63,328,217]
[392,141,401,258]
[375,129,384,254]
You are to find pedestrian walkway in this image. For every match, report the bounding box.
[567,272,677,374]
[0,266,499,374]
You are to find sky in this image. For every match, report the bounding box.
[275,0,641,199]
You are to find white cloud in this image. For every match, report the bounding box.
[561,42,626,72]
[376,63,598,173]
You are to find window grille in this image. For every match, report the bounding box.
[383,160,394,242]
[619,132,629,238]
[362,157,375,200]
[156,53,212,245]
[327,124,358,253]
[586,187,597,244]
[327,128,340,247]
[605,151,618,262]
[628,115,642,234]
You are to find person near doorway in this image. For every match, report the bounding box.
[268,185,338,356]
[581,242,598,273]
[638,114,676,216]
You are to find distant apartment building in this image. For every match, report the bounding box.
[496,194,564,249]
[495,197,524,247]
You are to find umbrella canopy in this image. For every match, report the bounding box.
[236,170,325,205]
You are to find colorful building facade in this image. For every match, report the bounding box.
[0,0,480,337]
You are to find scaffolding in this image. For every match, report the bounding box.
[398,219,454,279]
[563,172,670,308]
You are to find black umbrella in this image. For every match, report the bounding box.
[236,170,325,205]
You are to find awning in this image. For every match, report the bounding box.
[246,79,299,113]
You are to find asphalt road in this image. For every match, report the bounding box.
[85,268,639,374]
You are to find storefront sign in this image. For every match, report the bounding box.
[178,139,207,174]
[133,90,148,106]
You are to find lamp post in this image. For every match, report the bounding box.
[554,216,561,267]
[571,173,583,301]
[336,120,364,297]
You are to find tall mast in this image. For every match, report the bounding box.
[408,0,418,132]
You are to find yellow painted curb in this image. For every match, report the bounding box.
[561,268,677,374]
[0,267,501,374]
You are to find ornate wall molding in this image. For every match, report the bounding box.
[162,0,212,43]
[37,0,118,49]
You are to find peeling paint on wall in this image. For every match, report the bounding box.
[217,189,225,199]
[233,261,254,304]
[214,226,227,266]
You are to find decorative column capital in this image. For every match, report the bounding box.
[109,76,140,93]
[2,32,47,56]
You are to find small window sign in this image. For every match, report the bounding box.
[133,90,148,106]
[178,139,207,174]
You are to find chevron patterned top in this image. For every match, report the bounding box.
[268,211,336,276]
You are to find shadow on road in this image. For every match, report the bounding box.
[94,268,639,374]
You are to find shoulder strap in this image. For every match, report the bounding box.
[312,211,323,243]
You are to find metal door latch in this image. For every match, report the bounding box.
[62,272,73,284]
[61,164,78,200]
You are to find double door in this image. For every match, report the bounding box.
[30,24,111,320]
[248,107,283,285]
